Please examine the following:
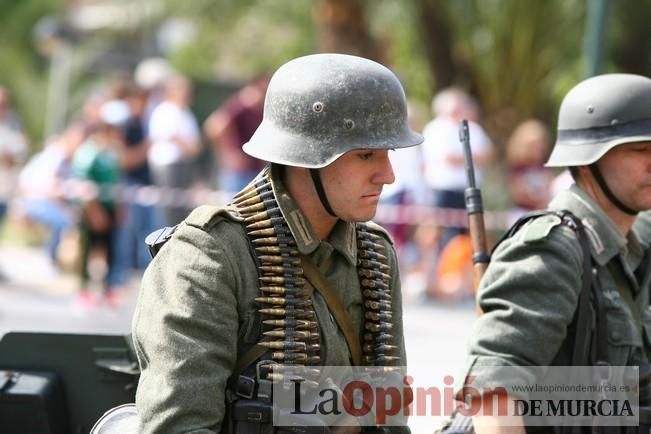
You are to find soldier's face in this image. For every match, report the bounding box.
[598,141,651,211]
[320,149,395,222]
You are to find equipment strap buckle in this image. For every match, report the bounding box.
[236,375,256,400]
[0,371,19,393]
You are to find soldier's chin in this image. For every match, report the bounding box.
[343,210,377,223]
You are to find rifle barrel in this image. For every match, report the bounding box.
[459,119,490,307]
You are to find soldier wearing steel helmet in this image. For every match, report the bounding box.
[453,73,651,433]
[132,53,422,433]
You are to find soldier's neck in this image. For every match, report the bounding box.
[283,167,338,240]
[577,179,636,236]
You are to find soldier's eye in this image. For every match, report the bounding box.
[359,152,374,160]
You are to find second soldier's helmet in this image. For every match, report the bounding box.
[546,73,651,167]
[243,53,423,168]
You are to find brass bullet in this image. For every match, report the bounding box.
[258,256,301,266]
[361,279,389,290]
[246,216,287,231]
[365,322,393,332]
[233,181,271,200]
[265,373,319,387]
[365,311,392,321]
[260,286,309,296]
[235,190,275,208]
[255,296,311,307]
[259,308,313,318]
[248,228,277,237]
[263,319,316,329]
[357,230,384,242]
[364,332,393,342]
[271,352,307,362]
[251,236,297,247]
[363,289,391,300]
[364,300,392,310]
[244,207,282,224]
[264,330,312,339]
[246,219,272,230]
[259,265,303,276]
[363,355,400,364]
[256,246,299,255]
[238,202,266,214]
[357,240,386,252]
[272,352,308,362]
[363,344,398,353]
[259,276,305,285]
[357,259,391,272]
[358,250,388,262]
[258,341,307,351]
[358,269,391,281]
[249,227,292,238]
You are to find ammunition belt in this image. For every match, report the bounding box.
[357,224,399,366]
[231,168,400,378]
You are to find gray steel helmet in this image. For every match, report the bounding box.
[546,73,651,167]
[243,53,423,168]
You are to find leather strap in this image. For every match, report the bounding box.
[300,255,363,366]
[231,342,268,384]
[572,218,597,365]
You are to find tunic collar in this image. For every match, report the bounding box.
[549,184,640,267]
[269,165,358,266]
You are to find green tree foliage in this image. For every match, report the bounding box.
[162,0,314,82]
[413,0,586,148]
[0,0,65,145]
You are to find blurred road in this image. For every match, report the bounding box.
[0,244,476,433]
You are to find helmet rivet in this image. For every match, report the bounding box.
[586,105,594,114]
[312,102,323,112]
[611,118,619,125]
[344,119,355,130]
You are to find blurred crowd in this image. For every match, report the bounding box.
[379,87,571,303]
[0,60,573,308]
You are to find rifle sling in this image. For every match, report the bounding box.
[301,255,363,366]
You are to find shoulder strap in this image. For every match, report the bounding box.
[491,209,552,254]
[564,213,598,365]
[300,255,363,366]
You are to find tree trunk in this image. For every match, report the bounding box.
[313,0,381,61]
[415,0,460,91]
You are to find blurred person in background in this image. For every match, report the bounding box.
[111,83,157,283]
[421,87,493,252]
[72,100,128,308]
[0,85,28,223]
[203,75,268,194]
[504,119,556,223]
[134,57,176,124]
[13,122,86,266]
[420,87,492,301]
[0,85,28,281]
[147,74,201,226]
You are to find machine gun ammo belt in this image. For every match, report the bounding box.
[230,167,401,381]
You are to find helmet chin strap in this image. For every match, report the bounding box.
[309,169,338,218]
[588,164,638,216]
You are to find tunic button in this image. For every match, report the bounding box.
[610,329,621,341]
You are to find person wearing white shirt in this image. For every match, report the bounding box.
[147,75,202,225]
[421,87,493,250]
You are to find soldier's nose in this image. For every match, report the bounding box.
[373,151,395,185]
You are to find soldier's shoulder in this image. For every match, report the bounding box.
[521,213,565,244]
[361,220,395,246]
[184,204,245,231]
[633,210,651,248]
[499,211,579,252]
